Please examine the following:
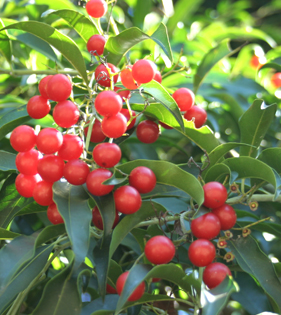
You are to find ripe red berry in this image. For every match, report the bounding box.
[191,213,221,240]
[101,113,127,138]
[36,128,63,154]
[27,95,51,119]
[53,100,80,128]
[144,235,175,264]
[203,262,232,289]
[10,125,37,152]
[114,185,142,214]
[58,134,83,161]
[46,74,72,102]
[172,88,195,112]
[114,87,131,101]
[87,34,106,56]
[84,120,106,143]
[15,149,41,175]
[106,284,117,294]
[38,75,53,99]
[136,120,160,144]
[271,72,281,88]
[153,70,162,84]
[250,55,262,69]
[15,173,41,198]
[159,121,173,129]
[47,203,64,225]
[203,182,228,209]
[95,90,122,116]
[188,239,216,267]
[132,59,156,84]
[93,143,121,168]
[33,180,53,206]
[37,155,65,183]
[63,159,90,185]
[92,206,119,230]
[120,67,140,90]
[86,0,108,18]
[129,166,156,194]
[184,106,207,128]
[116,271,145,302]
[95,63,118,87]
[86,168,114,196]
[212,204,237,230]
[120,108,136,130]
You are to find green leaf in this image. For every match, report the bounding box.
[0,19,12,65]
[2,21,88,83]
[194,40,240,94]
[105,23,173,65]
[0,104,31,140]
[257,148,281,174]
[239,99,277,157]
[81,295,119,315]
[53,182,92,270]
[36,0,76,10]
[0,228,20,240]
[142,80,184,131]
[201,277,238,315]
[117,160,204,206]
[0,151,16,171]
[259,62,281,73]
[32,254,82,315]
[42,9,98,42]
[204,163,231,183]
[227,232,281,313]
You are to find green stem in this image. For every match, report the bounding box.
[0,69,79,76]
[135,215,179,228]
[227,193,281,204]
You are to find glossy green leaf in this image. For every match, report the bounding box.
[2,21,88,83]
[227,233,281,312]
[117,159,204,205]
[194,39,240,94]
[105,23,173,65]
[204,163,231,183]
[43,9,98,42]
[32,254,82,315]
[257,148,281,174]
[0,228,20,240]
[239,99,277,157]
[81,295,119,315]
[36,0,76,10]
[0,151,16,171]
[0,19,12,65]
[237,219,281,238]
[53,181,92,270]
[259,62,281,73]
[0,104,30,140]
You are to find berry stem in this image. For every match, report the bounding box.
[232,217,271,230]
[0,68,79,76]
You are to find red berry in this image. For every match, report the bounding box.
[203,182,228,209]
[271,72,281,88]
[120,108,136,130]
[132,59,156,84]
[114,185,142,214]
[86,169,114,196]
[53,100,80,128]
[63,159,90,185]
[120,67,140,90]
[46,74,72,102]
[106,284,117,294]
[15,149,41,175]
[27,95,51,119]
[87,34,106,56]
[184,106,207,128]
[95,63,118,87]
[38,75,53,99]
[86,0,108,18]
[203,262,232,289]
[172,88,195,112]
[144,235,175,265]
[95,90,122,116]
[92,206,119,230]
[250,55,262,69]
[116,271,145,302]
[136,120,159,144]
[153,70,162,84]
[47,203,64,225]
[114,87,131,101]
[37,155,65,183]
[188,239,216,267]
[10,125,36,152]
[152,278,161,283]
[159,121,173,129]
[101,113,127,138]
[33,180,53,206]
[36,128,63,154]
[212,204,237,230]
[15,173,41,198]
[58,134,83,161]
[191,213,221,240]
[129,166,156,194]
[84,120,106,143]
[93,143,121,168]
